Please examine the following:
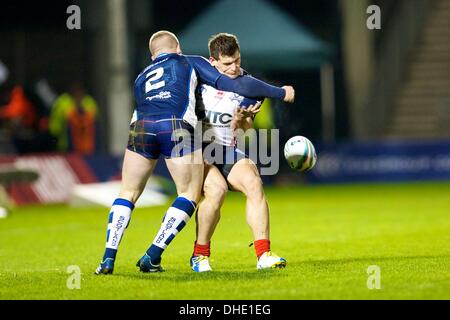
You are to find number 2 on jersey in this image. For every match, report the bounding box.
[145,67,165,93]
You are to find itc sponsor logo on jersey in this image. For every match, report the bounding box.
[206,110,233,125]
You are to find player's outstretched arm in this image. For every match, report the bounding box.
[187,55,295,103]
[217,75,294,103]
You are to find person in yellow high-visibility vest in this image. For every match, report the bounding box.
[253,98,274,130]
[253,98,275,148]
[49,82,98,154]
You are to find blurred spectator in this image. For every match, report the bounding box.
[49,82,98,155]
[0,85,38,129]
[253,98,275,130]
[0,78,59,154]
[0,85,39,154]
[0,59,58,154]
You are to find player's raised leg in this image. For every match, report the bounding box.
[227,158,286,270]
[191,164,228,272]
[95,149,157,275]
[137,148,204,272]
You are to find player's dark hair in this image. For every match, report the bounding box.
[208,33,240,59]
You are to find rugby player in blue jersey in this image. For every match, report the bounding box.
[95,31,294,275]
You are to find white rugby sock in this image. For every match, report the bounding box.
[102,198,134,261]
[146,197,197,263]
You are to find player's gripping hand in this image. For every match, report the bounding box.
[282,86,295,103]
[231,102,262,132]
[240,101,262,117]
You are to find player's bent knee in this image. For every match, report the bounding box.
[204,180,228,203]
[204,168,228,199]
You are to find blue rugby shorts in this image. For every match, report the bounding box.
[127,115,201,159]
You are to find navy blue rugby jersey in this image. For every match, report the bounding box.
[133,53,284,127]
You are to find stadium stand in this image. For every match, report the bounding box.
[386,0,450,139]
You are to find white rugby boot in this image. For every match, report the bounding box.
[257,251,287,270]
[190,255,212,272]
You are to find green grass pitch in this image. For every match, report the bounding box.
[1,182,450,300]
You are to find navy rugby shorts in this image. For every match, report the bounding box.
[202,142,249,180]
[127,115,201,159]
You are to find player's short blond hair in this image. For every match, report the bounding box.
[149,30,180,56]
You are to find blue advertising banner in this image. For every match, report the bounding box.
[307,140,450,183]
